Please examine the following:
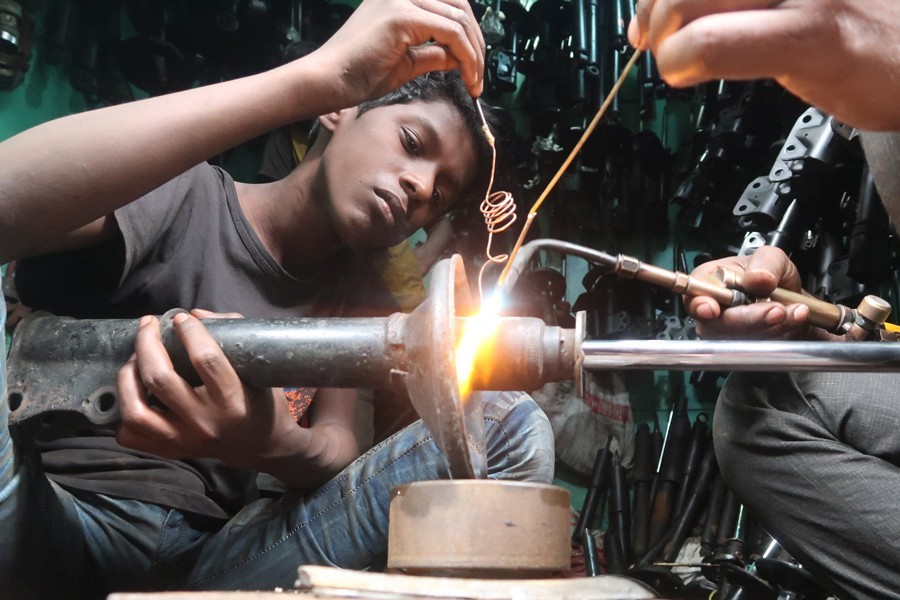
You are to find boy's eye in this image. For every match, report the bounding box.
[403,128,420,155]
[430,188,445,209]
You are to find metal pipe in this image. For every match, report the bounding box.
[581,339,900,372]
[6,313,574,421]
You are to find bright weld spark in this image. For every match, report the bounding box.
[456,294,503,398]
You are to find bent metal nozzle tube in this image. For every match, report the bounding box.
[503,238,894,335]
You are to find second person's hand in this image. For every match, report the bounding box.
[627,0,900,131]
[685,246,815,341]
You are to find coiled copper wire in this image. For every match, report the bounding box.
[474,111,517,300]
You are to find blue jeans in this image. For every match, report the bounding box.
[715,371,900,600]
[0,279,555,597]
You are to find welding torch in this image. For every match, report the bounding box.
[503,239,896,338]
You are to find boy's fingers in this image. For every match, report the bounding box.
[172,312,242,402]
[117,355,183,452]
[133,315,202,420]
[430,0,485,65]
[412,0,483,94]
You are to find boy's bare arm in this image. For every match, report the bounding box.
[0,0,484,263]
[255,388,365,490]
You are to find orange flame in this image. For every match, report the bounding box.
[456,295,502,398]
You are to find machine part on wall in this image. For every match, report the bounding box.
[732,107,856,234]
[483,1,536,99]
[672,80,807,237]
[574,264,661,340]
[117,1,202,95]
[848,165,895,285]
[655,315,695,341]
[44,0,73,64]
[518,0,573,110]
[478,3,504,46]
[630,422,653,557]
[68,0,134,105]
[36,0,350,103]
[753,558,830,600]
[571,440,612,544]
[0,0,32,90]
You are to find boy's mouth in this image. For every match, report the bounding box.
[374,187,406,233]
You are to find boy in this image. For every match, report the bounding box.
[0,1,554,596]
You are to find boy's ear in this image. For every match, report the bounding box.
[318,108,354,132]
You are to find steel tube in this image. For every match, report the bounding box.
[165,316,409,389]
[581,339,900,371]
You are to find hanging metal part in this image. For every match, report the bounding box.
[6,255,579,480]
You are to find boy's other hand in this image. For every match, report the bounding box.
[685,246,813,341]
[315,0,485,103]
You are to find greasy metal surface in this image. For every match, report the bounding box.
[387,480,571,575]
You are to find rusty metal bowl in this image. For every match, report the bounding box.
[387,480,572,577]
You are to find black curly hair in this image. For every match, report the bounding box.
[356,70,501,213]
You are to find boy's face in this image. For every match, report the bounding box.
[319,99,479,250]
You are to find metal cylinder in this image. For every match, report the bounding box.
[581,339,900,372]
[6,313,577,427]
[163,314,410,390]
[465,317,577,391]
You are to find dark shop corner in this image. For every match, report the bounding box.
[2,1,896,599]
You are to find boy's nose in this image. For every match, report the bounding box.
[400,169,435,209]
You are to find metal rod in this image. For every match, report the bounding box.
[581,339,900,372]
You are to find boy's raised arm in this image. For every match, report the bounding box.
[0,0,484,263]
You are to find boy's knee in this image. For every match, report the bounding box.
[482,391,555,484]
